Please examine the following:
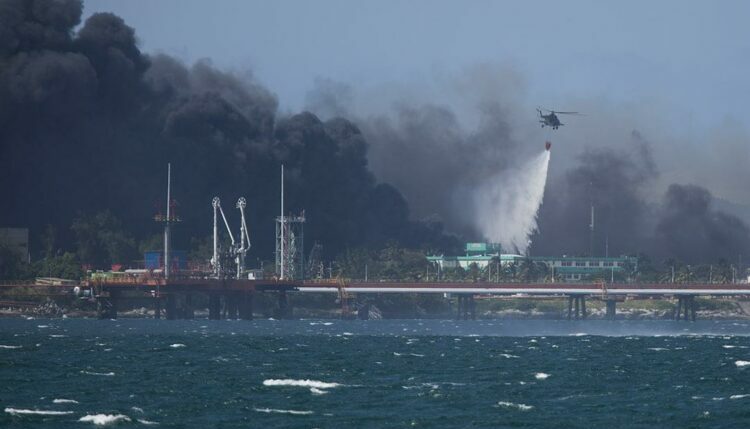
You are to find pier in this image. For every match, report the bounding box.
[4,278,750,321]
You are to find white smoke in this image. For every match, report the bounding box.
[474,149,551,254]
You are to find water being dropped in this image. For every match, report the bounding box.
[474,148,551,254]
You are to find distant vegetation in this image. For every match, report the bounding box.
[0,211,745,285]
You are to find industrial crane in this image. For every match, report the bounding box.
[210,197,251,279]
[235,197,251,279]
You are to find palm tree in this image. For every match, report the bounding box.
[675,265,695,283]
[660,258,679,283]
[516,258,544,282]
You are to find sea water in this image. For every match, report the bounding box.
[1,319,750,428]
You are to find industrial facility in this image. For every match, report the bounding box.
[427,242,636,281]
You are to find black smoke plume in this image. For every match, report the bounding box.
[655,184,750,262]
[0,0,456,267]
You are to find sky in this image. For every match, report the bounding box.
[83,0,750,128]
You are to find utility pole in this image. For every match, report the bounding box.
[280,165,285,280]
[605,233,609,258]
[739,254,743,282]
[164,163,171,280]
[589,203,595,257]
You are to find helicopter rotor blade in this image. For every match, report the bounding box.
[554,111,582,115]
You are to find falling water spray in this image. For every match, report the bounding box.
[474,146,551,254]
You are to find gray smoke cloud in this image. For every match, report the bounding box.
[305,64,750,262]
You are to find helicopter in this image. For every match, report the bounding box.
[536,108,580,129]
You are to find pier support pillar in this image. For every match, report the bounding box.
[357,302,371,320]
[567,296,574,320]
[605,300,617,320]
[581,296,587,320]
[455,295,475,320]
[239,291,254,320]
[675,296,697,321]
[183,294,194,319]
[208,294,221,320]
[97,291,118,319]
[276,290,290,319]
[690,296,697,322]
[568,295,586,320]
[154,295,161,319]
[226,293,239,319]
[165,294,177,320]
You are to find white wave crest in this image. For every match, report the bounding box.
[81,371,115,376]
[735,360,750,367]
[263,379,342,389]
[498,353,519,359]
[137,418,159,425]
[497,401,534,411]
[52,399,79,404]
[78,414,131,425]
[310,387,328,395]
[5,407,74,416]
[535,373,550,380]
[253,407,313,415]
[169,344,185,348]
[0,345,22,349]
[730,394,750,399]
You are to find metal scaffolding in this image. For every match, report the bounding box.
[276,211,305,280]
[275,165,305,280]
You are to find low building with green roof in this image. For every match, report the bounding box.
[427,242,636,281]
